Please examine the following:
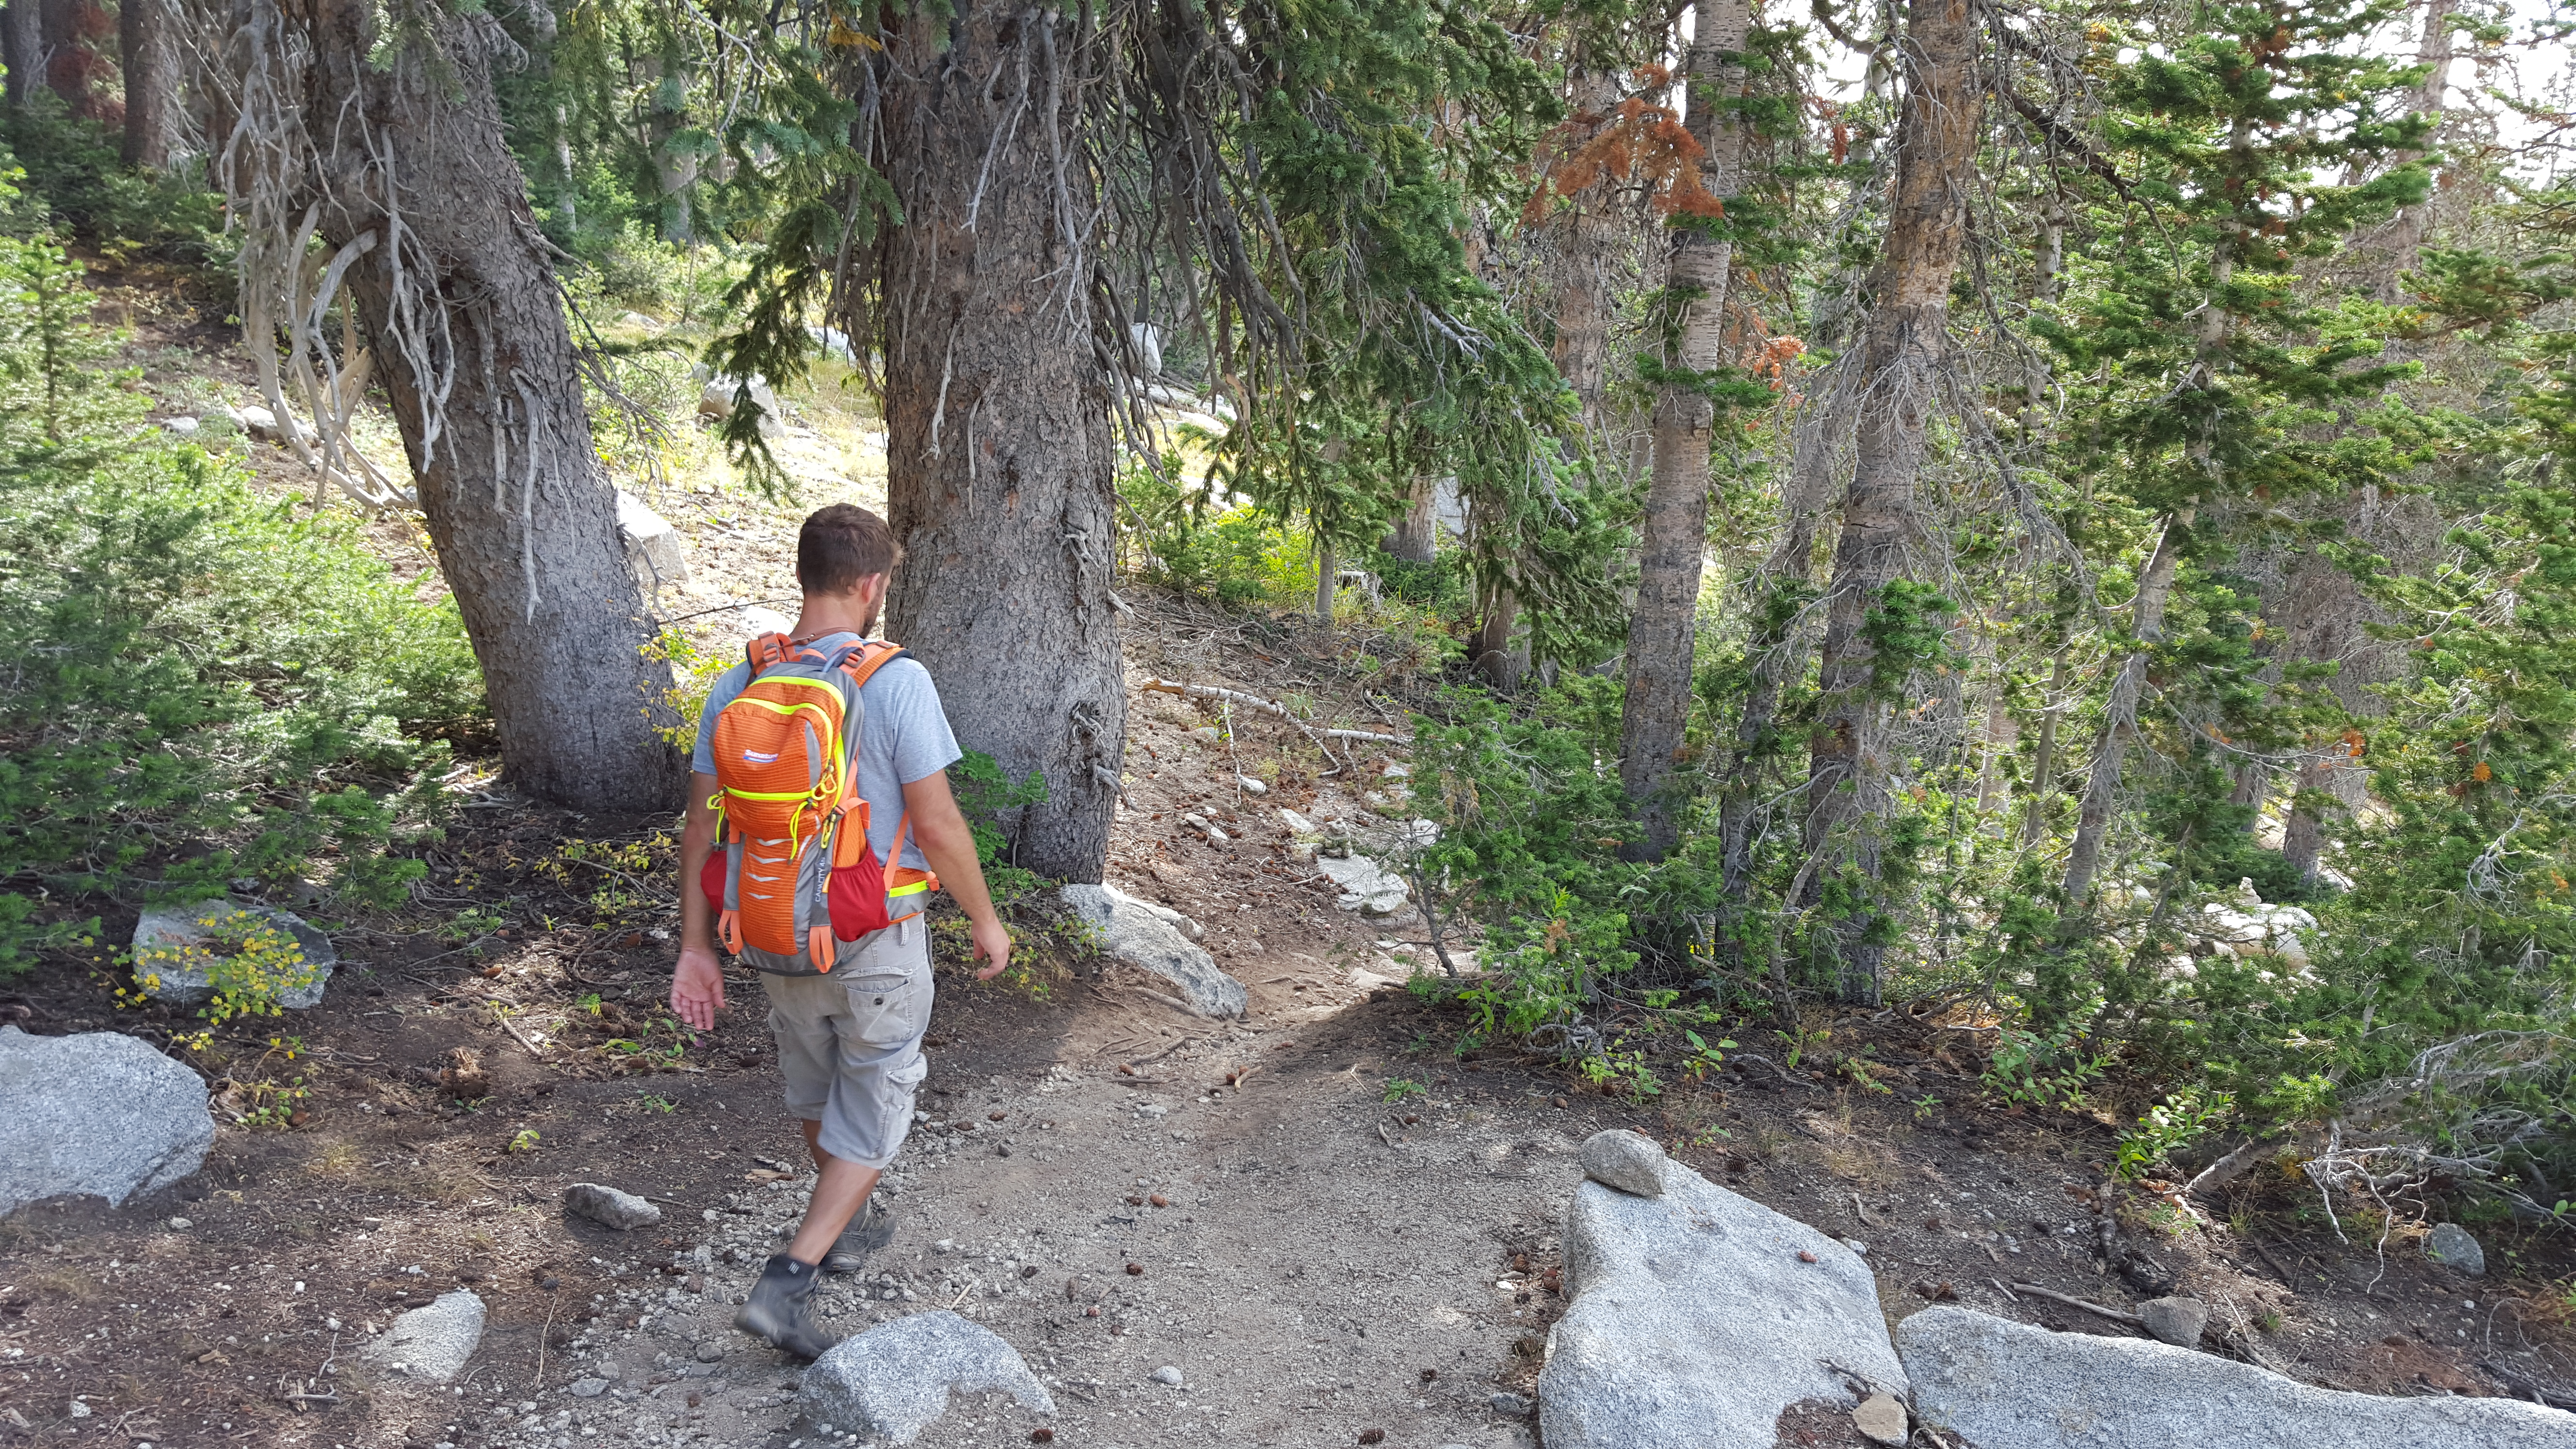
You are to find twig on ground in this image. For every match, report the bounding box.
[535,1288,562,1387]
[1731,1052,1821,1089]
[1851,1193,1887,1228]
[490,1004,550,1061]
[2008,1282,2142,1326]
[1991,1278,2018,1302]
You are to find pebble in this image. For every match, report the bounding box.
[1490,1392,1532,1415]
[1852,1391,1907,1445]
[2426,1222,2486,1277]
[695,1341,726,1362]
[2139,1296,2209,1348]
[167,1217,191,1231]
[1235,775,1268,795]
[1151,1365,1184,1386]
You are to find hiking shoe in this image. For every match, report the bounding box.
[734,1254,835,1361]
[822,1197,896,1274]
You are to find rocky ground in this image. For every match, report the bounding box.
[3,275,2574,1449]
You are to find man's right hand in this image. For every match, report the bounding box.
[671,944,726,1031]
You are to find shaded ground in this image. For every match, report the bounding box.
[3,272,2573,1449]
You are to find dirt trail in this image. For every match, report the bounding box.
[4,297,2568,1449]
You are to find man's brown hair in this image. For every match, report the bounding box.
[797,503,902,596]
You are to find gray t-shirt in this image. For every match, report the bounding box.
[691,633,961,873]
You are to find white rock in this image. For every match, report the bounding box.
[800,1309,1053,1446]
[1059,885,1246,1017]
[614,490,689,593]
[131,900,335,1011]
[1538,1156,1904,1449]
[1852,1392,1908,1445]
[1279,809,1321,837]
[697,374,784,439]
[1900,1304,2571,1448]
[160,415,200,436]
[738,605,793,637]
[1317,853,1409,916]
[1149,1365,1184,1386]
[1128,322,1163,379]
[0,1027,213,1216]
[1235,775,1269,795]
[364,1290,485,1384]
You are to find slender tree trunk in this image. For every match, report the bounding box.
[1550,69,1623,433]
[119,0,174,166]
[2060,509,2191,908]
[2020,647,2068,848]
[1,1,39,108]
[2374,0,2453,299]
[1718,392,1839,901]
[1797,0,1979,1003]
[878,4,1124,881]
[1474,580,1526,691]
[279,0,686,813]
[1617,0,1747,860]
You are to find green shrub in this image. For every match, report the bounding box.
[0,228,481,972]
[0,97,228,281]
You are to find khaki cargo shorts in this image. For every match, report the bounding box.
[759,916,932,1169]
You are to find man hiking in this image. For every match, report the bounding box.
[667,502,1012,1360]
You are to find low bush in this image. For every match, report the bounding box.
[0,216,482,972]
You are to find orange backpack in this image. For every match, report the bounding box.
[697,633,938,974]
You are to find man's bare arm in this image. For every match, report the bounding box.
[902,769,1014,980]
[669,771,726,1029]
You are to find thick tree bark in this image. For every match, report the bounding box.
[1798,0,1979,1003]
[286,0,686,813]
[41,0,113,119]
[1,2,38,108]
[1382,476,1439,563]
[878,4,1124,882]
[118,0,174,166]
[1550,69,1624,435]
[1617,0,1747,860]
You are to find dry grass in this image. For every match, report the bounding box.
[22,1264,99,1302]
[304,1141,368,1183]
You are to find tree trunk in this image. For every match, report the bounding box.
[41,0,112,119]
[118,0,174,167]
[2020,647,2068,848]
[1315,539,1337,626]
[2060,509,2191,908]
[1616,0,1747,861]
[1,2,39,108]
[1474,580,1526,691]
[1718,391,1839,902]
[1381,476,1439,563]
[1550,69,1623,434]
[285,0,686,814]
[2373,0,2453,299]
[1798,0,1979,1003]
[878,4,1124,882]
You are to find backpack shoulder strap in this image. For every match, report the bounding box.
[742,631,793,680]
[836,639,912,692]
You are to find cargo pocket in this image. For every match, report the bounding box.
[842,970,925,1049]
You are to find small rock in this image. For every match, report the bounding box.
[800,1309,1055,1445]
[563,1183,663,1231]
[2139,1297,2208,1348]
[739,604,793,637]
[1279,809,1321,836]
[568,1377,609,1398]
[160,415,200,436]
[67,1401,91,1419]
[1578,1130,1667,1199]
[1150,1365,1184,1386]
[694,1341,725,1363]
[168,1216,192,1231]
[2425,1223,2485,1277]
[0,1027,214,1216]
[1236,775,1269,795]
[131,900,336,1011]
[1490,1392,1532,1416]
[1852,1392,1908,1445]
[364,1290,485,1384]
[234,403,281,438]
